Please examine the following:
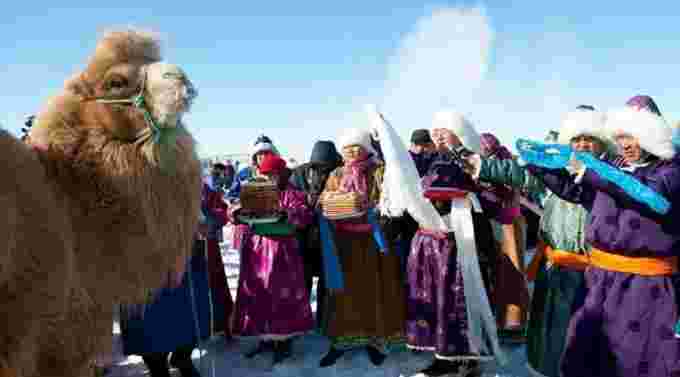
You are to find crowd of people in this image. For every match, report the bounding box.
[90,94,680,377]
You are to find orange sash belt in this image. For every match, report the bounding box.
[527,242,679,281]
[526,241,589,281]
[589,248,678,276]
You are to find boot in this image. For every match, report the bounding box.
[169,346,200,377]
[244,340,272,359]
[142,353,171,377]
[319,347,346,367]
[412,359,481,377]
[365,345,387,366]
[272,339,292,365]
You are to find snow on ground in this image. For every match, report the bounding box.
[106,227,533,376]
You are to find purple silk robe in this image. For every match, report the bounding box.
[528,159,680,377]
[232,184,314,339]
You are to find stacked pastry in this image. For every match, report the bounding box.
[322,192,365,219]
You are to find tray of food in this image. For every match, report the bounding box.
[321,192,366,220]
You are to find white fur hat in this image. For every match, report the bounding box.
[338,127,377,157]
[431,110,482,154]
[557,109,607,145]
[604,106,675,160]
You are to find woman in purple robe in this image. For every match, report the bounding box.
[230,154,314,366]
[405,111,504,377]
[526,103,680,377]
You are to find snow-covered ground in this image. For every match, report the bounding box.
[105,227,533,377]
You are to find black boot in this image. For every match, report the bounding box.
[414,359,480,377]
[319,347,346,367]
[365,345,387,366]
[244,340,272,359]
[142,352,171,377]
[170,345,201,377]
[272,339,293,365]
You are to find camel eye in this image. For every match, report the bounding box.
[107,76,128,91]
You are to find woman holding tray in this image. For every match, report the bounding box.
[229,154,314,366]
[317,127,406,367]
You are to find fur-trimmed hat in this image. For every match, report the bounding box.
[557,107,607,145]
[430,110,481,154]
[604,106,674,160]
[338,127,377,157]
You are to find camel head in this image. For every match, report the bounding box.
[28,29,197,172]
[22,29,202,302]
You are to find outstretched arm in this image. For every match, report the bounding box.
[578,163,679,217]
[526,165,595,207]
[474,157,546,196]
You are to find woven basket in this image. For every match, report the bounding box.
[240,181,280,214]
[321,192,365,219]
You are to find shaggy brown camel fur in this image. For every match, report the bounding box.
[0,30,202,377]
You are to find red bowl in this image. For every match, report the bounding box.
[423,188,469,200]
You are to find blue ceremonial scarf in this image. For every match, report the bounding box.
[516,138,670,215]
[318,207,387,290]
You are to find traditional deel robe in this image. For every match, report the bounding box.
[479,133,530,333]
[391,151,438,278]
[478,157,589,377]
[291,158,342,328]
[406,151,503,362]
[319,159,406,349]
[119,239,213,355]
[231,183,314,339]
[429,111,501,309]
[526,157,680,377]
[201,175,234,336]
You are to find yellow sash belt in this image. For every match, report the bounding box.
[526,242,678,281]
[590,248,678,276]
[526,241,589,281]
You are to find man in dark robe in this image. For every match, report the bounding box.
[290,141,343,327]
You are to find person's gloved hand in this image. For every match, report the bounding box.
[462,153,482,179]
[565,152,586,180]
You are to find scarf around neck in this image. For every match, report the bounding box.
[339,155,375,202]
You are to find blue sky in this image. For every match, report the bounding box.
[1,1,679,161]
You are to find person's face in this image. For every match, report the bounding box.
[431,128,460,151]
[342,144,365,162]
[615,134,643,163]
[212,167,225,178]
[570,135,603,155]
[411,143,426,154]
[255,151,272,166]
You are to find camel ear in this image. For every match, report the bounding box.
[64,74,94,99]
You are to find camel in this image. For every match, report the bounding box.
[0,29,202,377]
